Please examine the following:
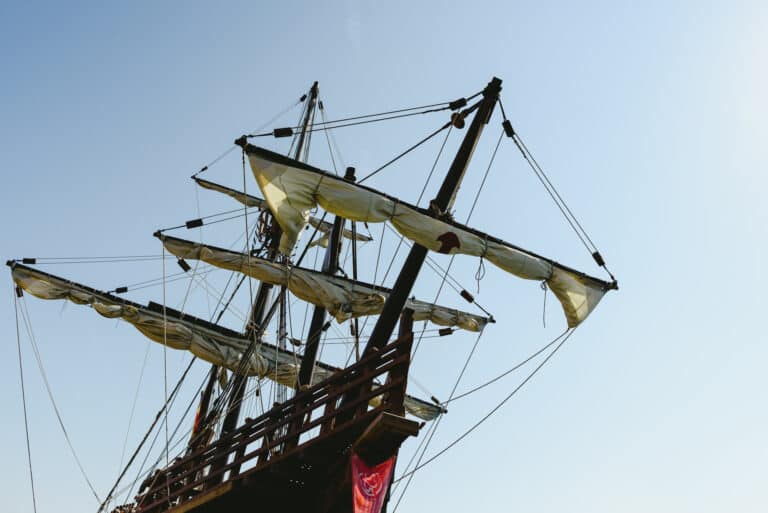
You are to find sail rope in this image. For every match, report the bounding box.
[15,294,103,503]
[498,98,616,283]
[97,357,198,512]
[393,128,506,509]
[319,100,339,175]
[245,97,468,139]
[117,365,204,507]
[442,329,570,405]
[118,341,152,471]
[14,290,38,513]
[161,245,171,501]
[192,95,305,178]
[358,120,453,183]
[392,328,576,509]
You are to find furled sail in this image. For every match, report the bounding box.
[194,177,372,248]
[157,234,489,332]
[242,145,615,327]
[9,263,441,421]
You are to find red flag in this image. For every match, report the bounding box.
[351,452,395,513]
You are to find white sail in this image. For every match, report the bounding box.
[10,263,441,421]
[194,177,372,247]
[158,234,489,332]
[244,145,612,327]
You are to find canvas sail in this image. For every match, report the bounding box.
[243,145,613,327]
[158,234,489,332]
[194,177,372,247]
[10,263,441,420]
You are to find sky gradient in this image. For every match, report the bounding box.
[1,1,766,512]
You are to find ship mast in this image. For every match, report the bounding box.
[219,81,319,438]
[296,167,353,388]
[362,77,501,353]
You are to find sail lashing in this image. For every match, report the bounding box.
[239,145,614,328]
[8,262,441,421]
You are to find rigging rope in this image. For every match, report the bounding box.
[17,296,102,503]
[498,98,616,282]
[98,357,198,512]
[193,96,304,177]
[393,329,576,488]
[14,291,38,513]
[246,100,456,138]
[358,121,452,183]
[392,328,486,511]
[118,341,152,471]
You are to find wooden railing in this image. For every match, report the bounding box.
[132,331,413,513]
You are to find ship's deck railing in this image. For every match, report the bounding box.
[133,331,412,513]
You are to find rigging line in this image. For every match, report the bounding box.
[286,94,310,158]
[14,293,38,513]
[242,148,255,334]
[161,246,170,486]
[499,99,612,278]
[204,294,281,423]
[319,99,339,175]
[156,206,260,233]
[380,223,494,317]
[513,132,592,254]
[29,255,172,261]
[178,257,201,314]
[193,96,303,177]
[416,125,453,204]
[120,368,206,506]
[32,258,175,266]
[122,266,220,294]
[189,272,248,321]
[119,341,152,471]
[392,329,486,511]
[358,121,452,184]
[394,328,576,485]
[467,130,503,220]
[444,329,569,405]
[249,109,448,139]
[194,176,212,318]
[248,100,451,137]
[514,130,597,251]
[396,133,506,506]
[390,406,442,498]
[516,132,616,280]
[18,298,102,503]
[98,356,198,513]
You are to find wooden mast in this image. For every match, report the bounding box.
[219,81,320,439]
[296,166,356,388]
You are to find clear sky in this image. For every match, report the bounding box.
[1,1,766,512]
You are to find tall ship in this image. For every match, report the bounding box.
[10,77,617,513]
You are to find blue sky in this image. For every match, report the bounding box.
[1,1,766,512]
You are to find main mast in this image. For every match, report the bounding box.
[362,77,501,355]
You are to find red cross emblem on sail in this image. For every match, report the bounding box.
[351,453,395,513]
[436,232,461,254]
